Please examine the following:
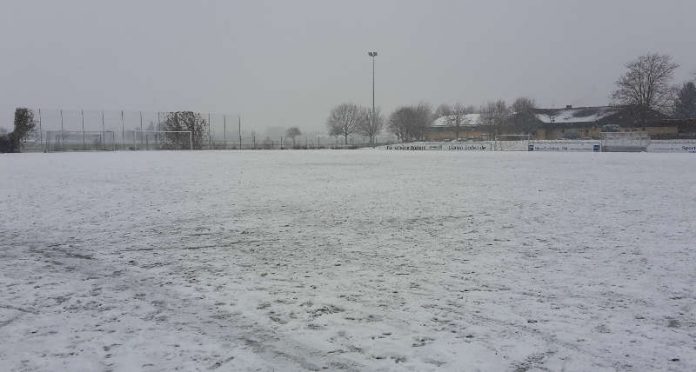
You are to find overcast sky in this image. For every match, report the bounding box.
[1,0,695,132]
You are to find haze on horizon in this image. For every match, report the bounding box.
[1,0,695,133]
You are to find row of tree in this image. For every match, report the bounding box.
[326,104,383,145]
[326,53,696,143]
[325,98,536,143]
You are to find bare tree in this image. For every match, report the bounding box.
[480,100,510,140]
[357,107,383,145]
[511,97,536,113]
[434,104,452,119]
[326,103,368,145]
[612,53,679,118]
[388,103,432,142]
[510,97,539,135]
[674,81,696,119]
[285,127,302,147]
[441,103,472,140]
[160,111,207,149]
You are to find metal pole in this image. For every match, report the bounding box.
[101,110,105,147]
[38,108,43,150]
[372,55,375,120]
[81,109,85,149]
[368,51,378,146]
[157,112,161,146]
[238,115,242,150]
[208,112,212,148]
[60,109,64,148]
[139,111,143,148]
[223,115,227,148]
[121,110,125,150]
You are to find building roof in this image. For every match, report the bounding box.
[431,113,482,128]
[533,106,620,124]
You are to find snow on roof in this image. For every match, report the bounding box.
[431,113,482,128]
[534,106,619,124]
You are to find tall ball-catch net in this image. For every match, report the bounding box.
[45,131,116,152]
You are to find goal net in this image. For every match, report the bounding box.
[494,134,531,151]
[131,130,194,150]
[45,131,116,152]
[601,131,650,152]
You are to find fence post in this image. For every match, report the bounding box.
[38,108,43,152]
[81,109,85,150]
[121,110,125,150]
[157,112,161,147]
[101,110,106,150]
[60,109,64,149]
[139,111,144,149]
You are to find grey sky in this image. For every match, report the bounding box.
[1,0,695,132]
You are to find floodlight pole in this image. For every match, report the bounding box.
[368,51,378,146]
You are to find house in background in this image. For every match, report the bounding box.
[530,105,673,140]
[426,105,694,141]
[427,114,486,141]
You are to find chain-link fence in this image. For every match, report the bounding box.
[17,108,396,152]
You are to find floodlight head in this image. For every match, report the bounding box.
[368,51,378,57]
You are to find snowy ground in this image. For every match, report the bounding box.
[1,150,694,371]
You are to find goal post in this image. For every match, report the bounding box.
[494,134,531,151]
[601,131,650,152]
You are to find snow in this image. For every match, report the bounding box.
[534,107,619,124]
[431,114,481,127]
[1,150,695,371]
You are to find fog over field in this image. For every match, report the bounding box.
[1,151,694,371]
[2,0,696,132]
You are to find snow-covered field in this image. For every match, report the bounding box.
[1,150,694,371]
